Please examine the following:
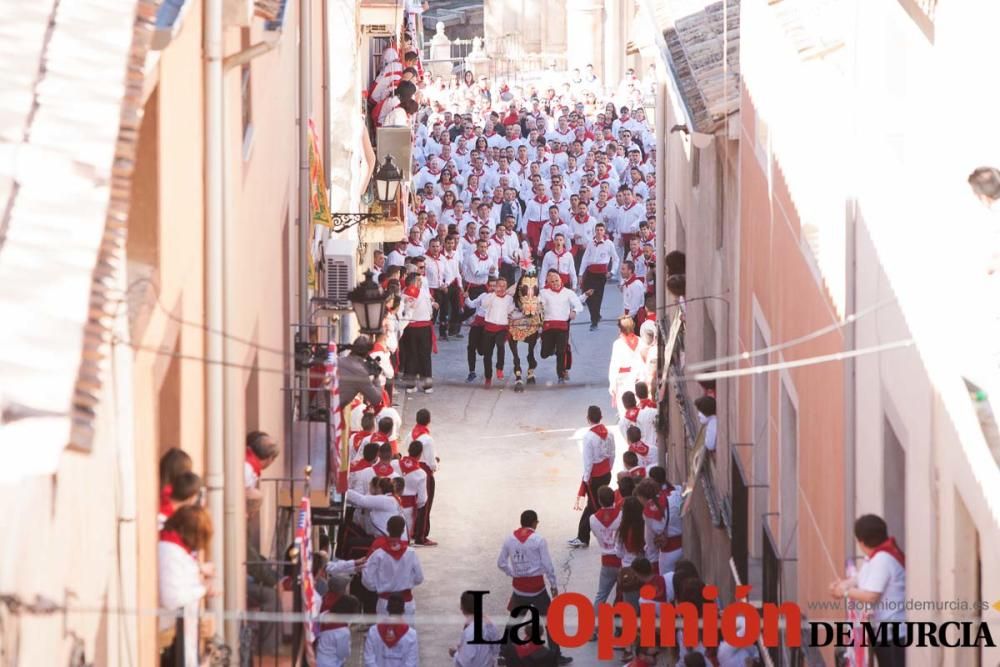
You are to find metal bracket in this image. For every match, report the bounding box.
[330,212,380,234]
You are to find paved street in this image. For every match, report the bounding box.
[394,287,627,665]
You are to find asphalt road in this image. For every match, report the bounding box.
[395,285,629,665]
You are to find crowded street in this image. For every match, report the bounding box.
[3,0,1000,666]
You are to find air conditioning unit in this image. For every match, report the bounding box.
[323,238,356,307]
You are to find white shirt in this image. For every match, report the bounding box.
[857,550,907,627]
[496,529,557,594]
[619,201,644,234]
[540,250,577,289]
[468,292,515,328]
[453,619,502,667]
[538,220,572,252]
[402,286,434,323]
[538,286,585,323]
[609,336,640,399]
[363,624,419,667]
[581,425,615,482]
[442,251,463,287]
[570,215,597,249]
[699,413,718,452]
[399,458,429,508]
[636,403,658,451]
[589,507,622,561]
[316,626,351,667]
[462,252,494,286]
[423,253,447,289]
[524,195,552,223]
[346,490,407,540]
[158,540,205,667]
[580,238,620,276]
[621,276,645,316]
[361,540,424,598]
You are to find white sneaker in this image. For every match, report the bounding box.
[566,538,588,548]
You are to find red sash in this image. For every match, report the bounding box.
[511,575,546,595]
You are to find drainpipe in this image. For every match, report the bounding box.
[298,0,312,329]
[844,200,857,561]
[655,67,668,470]
[203,0,226,633]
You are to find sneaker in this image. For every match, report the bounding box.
[496,369,505,380]
[557,656,573,665]
[566,538,588,548]
[420,538,438,547]
[466,372,476,383]
[526,369,536,385]
[558,377,567,385]
[589,323,598,331]
[452,332,465,339]
[484,378,492,388]
[422,387,434,394]
[405,386,417,394]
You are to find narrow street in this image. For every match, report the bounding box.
[401,289,626,665]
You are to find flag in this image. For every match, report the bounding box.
[307,119,333,291]
[325,342,343,492]
[296,497,316,643]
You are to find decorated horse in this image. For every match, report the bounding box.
[508,268,542,392]
[508,265,574,390]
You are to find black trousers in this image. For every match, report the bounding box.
[576,472,612,544]
[582,272,607,325]
[539,328,569,377]
[400,326,432,378]
[467,325,484,373]
[418,471,435,540]
[499,262,517,286]
[432,288,449,335]
[482,329,508,378]
[447,282,464,335]
[873,644,906,667]
[508,333,538,374]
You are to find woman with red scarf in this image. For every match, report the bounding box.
[159,506,214,667]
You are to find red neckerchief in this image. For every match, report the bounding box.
[640,399,656,410]
[376,623,410,647]
[590,424,609,439]
[464,233,476,243]
[625,407,640,422]
[373,461,395,477]
[372,342,387,353]
[593,507,621,527]
[159,485,174,519]
[411,424,430,441]
[554,247,567,258]
[402,285,420,299]
[631,249,643,261]
[624,201,637,210]
[643,499,664,521]
[492,234,505,244]
[349,458,372,473]
[159,530,195,555]
[533,195,549,204]
[399,456,421,474]
[629,440,649,456]
[475,251,489,260]
[575,214,590,224]
[622,333,639,351]
[352,430,373,451]
[246,448,263,476]
[370,536,409,560]
[513,527,534,543]
[870,537,906,567]
[624,276,640,288]
[595,201,607,210]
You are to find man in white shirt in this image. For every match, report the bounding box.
[362,516,424,617]
[537,205,572,260]
[465,277,516,387]
[620,260,646,322]
[363,595,419,667]
[496,509,560,628]
[398,272,436,393]
[829,514,907,667]
[442,236,465,338]
[449,591,502,667]
[569,406,616,548]
[537,270,588,383]
[461,239,495,300]
[608,317,640,415]
[578,223,619,330]
[540,234,577,289]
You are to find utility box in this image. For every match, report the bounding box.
[323,237,357,307]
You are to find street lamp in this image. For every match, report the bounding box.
[373,154,403,204]
[347,270,386,335]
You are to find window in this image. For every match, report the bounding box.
[779,381,798,600]
[751,321,770,557]
[241,27,254,159]
[883,417,906,550]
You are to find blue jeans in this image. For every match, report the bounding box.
[593,564,620,615]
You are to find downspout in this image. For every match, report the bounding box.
[322,0,331,194]
[655,67,668,471]
[298,0,312,329]
[203,0,226,632]
[844,201,857,562]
